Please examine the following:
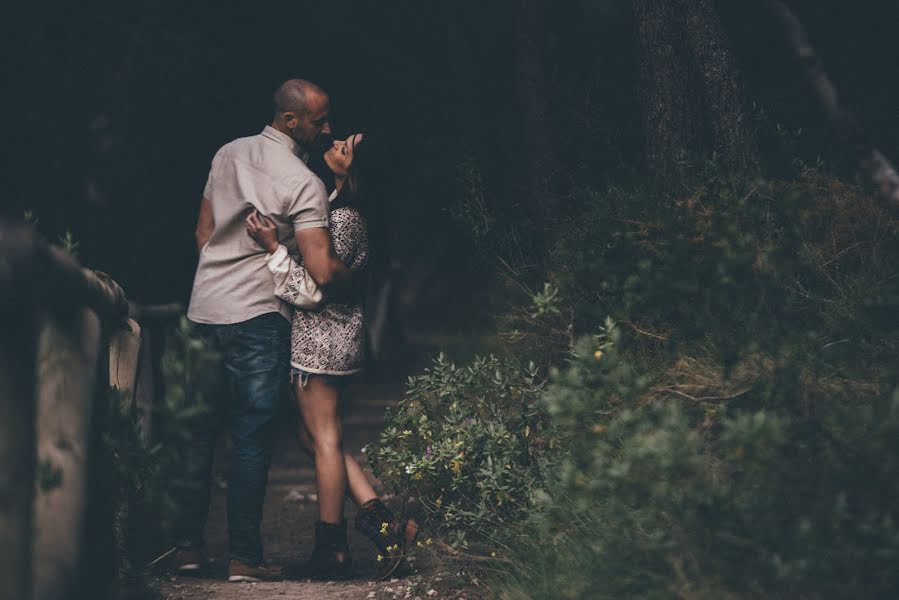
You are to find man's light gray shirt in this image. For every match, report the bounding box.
[188,126,329,325]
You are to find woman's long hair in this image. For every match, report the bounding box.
[330,135,370,217]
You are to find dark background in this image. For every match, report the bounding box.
[5,0,899,311]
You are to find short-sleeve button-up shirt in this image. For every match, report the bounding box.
[187,126,329,325]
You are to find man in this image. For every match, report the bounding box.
[174,79,352,582]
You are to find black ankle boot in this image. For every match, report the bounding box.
[305,520,353,580]
[354,499,419,579]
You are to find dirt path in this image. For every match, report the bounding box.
[150,346,475,600]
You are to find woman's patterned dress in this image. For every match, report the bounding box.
[266,204,368,375]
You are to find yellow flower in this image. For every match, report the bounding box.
[376,554,384,562]
[594,350,603,360]
[591,423,606,434]
[380,522,389,535]
[417,541,423,547]
[426,538,433,545]
[450,459,462,475]
[491,551,497,557]
[435,497,442,508]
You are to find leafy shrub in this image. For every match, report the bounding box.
[495,326,899,599]
[93,317,217,576]
[548,168,898,369]
[415,160,898,598]
[365,353,549,548]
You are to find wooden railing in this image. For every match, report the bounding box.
[0,220,182,600]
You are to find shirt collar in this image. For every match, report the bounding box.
[261,125,308,161]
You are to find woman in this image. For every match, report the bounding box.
[245,133,416,580]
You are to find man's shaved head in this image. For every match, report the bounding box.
[273,79,327,118]
[271,78,332,151]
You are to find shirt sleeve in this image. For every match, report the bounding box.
[287,175,330,231]
[264,245,324,309]
[202,148,224,200]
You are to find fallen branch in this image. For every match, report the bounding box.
[651,384,754,402]
[621,320,670,341]
[765,0,899,208]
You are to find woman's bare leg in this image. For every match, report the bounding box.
[295,409,378,507]
[295,376,347,524]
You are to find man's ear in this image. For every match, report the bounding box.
[282,111,299,128]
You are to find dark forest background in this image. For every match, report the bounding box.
[5,0,899,311]
[6,2,899,598]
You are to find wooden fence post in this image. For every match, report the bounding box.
[134,330,156,442]
[0,222,39,600]
[0,305,37,600]
[1,221,182,599]
[31,309,102,600]
[108,318,142,401]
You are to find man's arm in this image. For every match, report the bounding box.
[195,196,214,254]
[294,227,356,295]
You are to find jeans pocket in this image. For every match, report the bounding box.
[231,316,286,370]
[225,314,289,413]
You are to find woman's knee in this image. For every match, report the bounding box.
[309,427,343,454]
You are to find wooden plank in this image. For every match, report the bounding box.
[0,217,40,600]
[108,318,141,401]
[133,330,156,442]
[0,312,37,600]
[31,309,101,600]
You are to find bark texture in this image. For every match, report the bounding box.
[681,0,757,170]
[32,309,102,600]
[515,0,560,245]
[632,0,701,173]
[633,0,756,176]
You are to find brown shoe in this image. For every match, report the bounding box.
[227,559,283,582]
[172,547,206,575]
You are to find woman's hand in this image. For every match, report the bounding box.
[245,210,280,254]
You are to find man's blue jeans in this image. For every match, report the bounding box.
[175,312,290,565]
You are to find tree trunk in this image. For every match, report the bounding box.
[681,0,757,171]
[633,0,702,175]
[515,0,559,251]
[633,0,756,177]
[763,0,899,208]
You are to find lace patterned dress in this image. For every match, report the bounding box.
[265,204,368,375]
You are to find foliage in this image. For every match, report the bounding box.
[365,352,549,549]
[396,158,898,599]
[496,333,899,599]
[544,166,898,368]
[93,317,217,576]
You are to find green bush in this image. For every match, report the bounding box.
[365,353,549,548]
[403,161,898,598]
[548,168,898,368]
[495,328,899,599]
[94,317,217,576]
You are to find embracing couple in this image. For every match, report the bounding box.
[174,79,416,582]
